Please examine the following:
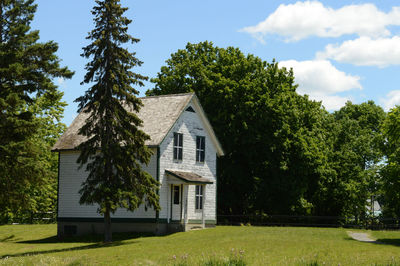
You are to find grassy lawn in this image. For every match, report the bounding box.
[1,225,400,265]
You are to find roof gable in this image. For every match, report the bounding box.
[189,95,224,156]
[52,93,224,156]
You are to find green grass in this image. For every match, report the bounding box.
[1,225,400,265]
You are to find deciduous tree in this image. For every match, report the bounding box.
[148,41,328,216]
[311,101,385,218]
[381,106,400,217]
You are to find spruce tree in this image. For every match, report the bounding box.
[76,0,160,242]
[0,0,73,222]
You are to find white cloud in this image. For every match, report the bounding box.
[57,77,65,85]
[241,1,400,42]
[279,60,361,110]
[316,36,400,67]
[381,90,400,111]
[312,95,351,110]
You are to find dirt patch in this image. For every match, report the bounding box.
[347,231,383,244]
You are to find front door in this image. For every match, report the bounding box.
[171,185,182,221]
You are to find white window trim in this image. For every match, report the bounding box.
[173,185,180,205]
[195,185,204,210]
[196,136,205,163]
[173,132,183,161]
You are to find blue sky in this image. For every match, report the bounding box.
[32,0,400,126]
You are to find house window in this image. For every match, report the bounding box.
[195,185,203,210]
[173,133,183,160]
[196,136,205,162]
[173,185,180,205]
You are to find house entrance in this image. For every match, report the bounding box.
[171,185,182,221]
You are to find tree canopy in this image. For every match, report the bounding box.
[0,0,73,222]
[148,41,331,215]
[381,106,400,217]
[149,41,386,219]
[311,101,385,217]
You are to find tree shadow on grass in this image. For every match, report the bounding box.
[0,234,16,242]
[375,238,400,247]
[19,231,154,244]
[0,232,153,260]
[345,234,400,246]
[0,241,126,260]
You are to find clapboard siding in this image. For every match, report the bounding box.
[158,101,217,221]
[56,94,221,236]
[58,149,157,218]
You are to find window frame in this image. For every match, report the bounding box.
[195,185,204,210]
[196,136,206,163]
[173,132,183,161]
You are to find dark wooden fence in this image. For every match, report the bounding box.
[217,214,400,230]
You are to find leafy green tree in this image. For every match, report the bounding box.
[0,0,73,223]
[148,41,329,216]
[334,101,385,170]
[28,92,67,222]
[76,0,159,242]
[312,101,385,218]
[381,106,400,217]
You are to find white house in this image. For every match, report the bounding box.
[52,93,224,236]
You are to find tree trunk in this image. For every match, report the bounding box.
[104,208,112,242]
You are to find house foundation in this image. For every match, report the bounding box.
[57,218,216,237]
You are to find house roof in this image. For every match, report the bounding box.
[165,170,213,184]
[52,93,224,155]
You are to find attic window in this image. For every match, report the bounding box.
[185,106,195,113]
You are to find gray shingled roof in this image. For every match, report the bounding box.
[165,170,213,184]
[52,93,194,151]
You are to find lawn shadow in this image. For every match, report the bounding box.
[0,232,153,260]
[0,241,127,260]
[0,235,16,242]
[375,238,400,247]
[345,233,399,246]
[19,231,154,244]
[343,236,354,241]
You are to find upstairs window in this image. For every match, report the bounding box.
[173,133,183,160]
[195,185,203,210]
[196,136,205,162]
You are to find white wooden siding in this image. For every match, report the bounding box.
[159,101,217,222]
[58,149,157,218]
[58,100,218,223]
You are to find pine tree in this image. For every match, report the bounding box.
[0,0,73,222]
[76,0,160,242]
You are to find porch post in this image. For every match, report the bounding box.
[184,185,189,226]
[202,184,206,228]
[167,184,171,223]
[180,184,183,222]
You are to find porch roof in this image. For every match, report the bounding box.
[165,170,213,184]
